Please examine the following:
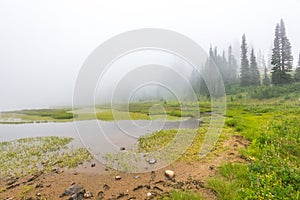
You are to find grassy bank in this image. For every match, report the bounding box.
[0,136,92,178]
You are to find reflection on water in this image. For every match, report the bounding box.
[0,120,199,149]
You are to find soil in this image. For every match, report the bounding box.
[0,135,250,200]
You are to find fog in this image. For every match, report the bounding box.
[0,0,299,111]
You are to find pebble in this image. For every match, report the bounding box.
[115,175,122,180]
[148,158,157,164]
[59,184,83,198]
[120,147,126,151]
[165,170,175,179]
[103,184,110,191]
[84,191,93,198]
[147,192,152,197]
[91,163,96,168]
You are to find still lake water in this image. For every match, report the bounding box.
[0,120,199,150]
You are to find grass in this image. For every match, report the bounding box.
[208,96,300,199]
[132,83,300,199]
[159,190,203,200]
[0,83,299,199]
[0,136,92,178]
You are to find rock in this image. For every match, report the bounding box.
[70,189,85,200]
[84,191,93,198]
[153,186,163,192]
[115,175,122,180]
[103,184,110,191]
[133,185,144,191]
[133,175,140,179]
[147,192,152,197]
[6,183,19,190]
[209,165,215,170]
[164,170,175,179]
[91,163,96,168]
[97,191,104,200]
[27,172,43,182]
[59,184,83,198]
[117,192,128,199]
[148,158,156,164]
[5,177,18,186]
[35,183,43,188]
[151,171,156,180]
[120,147,126,151]
[36,193,41,197]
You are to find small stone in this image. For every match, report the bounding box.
[5,177,18,186]
[84,191,93,198]
[164,170,175,179]
[59,184,83,198]
[35,183,43,188]
[120,147,126,151]
[147,192,152,197]
[91,163,96,168]
[209,165,215,170]
[148,158,156,164]
[103,184,110,191]
[36,193,41,197]
[115,175,121,180]
[73,172,79,175]
[134,175,140,179]
[97,191,104,200]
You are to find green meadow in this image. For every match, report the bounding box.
[0,83,299,199]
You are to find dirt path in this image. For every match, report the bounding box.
[0,135,250,200]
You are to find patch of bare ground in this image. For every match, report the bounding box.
[0,135,250,200]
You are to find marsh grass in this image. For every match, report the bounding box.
[159,190,203,200]
[0,136,92,178]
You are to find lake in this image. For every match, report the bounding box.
[0,119,199,151]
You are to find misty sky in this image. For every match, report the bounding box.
[0,0,299,111]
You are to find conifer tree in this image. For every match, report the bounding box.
[240,34,251,86]
[263,66,271,86]
[271,19,293,84]
[250,49,260,85]
[295,53,300,82]
[227,45,238,84]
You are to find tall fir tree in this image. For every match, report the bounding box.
[262,56,270,86]
[295,53,300,82]
[250,48,260,85]
[271,19,293,84]
[227,45,238,84]
[240,34,251,86]
[263,66,271,86]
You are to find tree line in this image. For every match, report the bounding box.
[192,19,300,93]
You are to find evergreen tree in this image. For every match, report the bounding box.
[271,19,293,84]
[295,53,300,82]
[263,66,271,86]
[240,34,251,86]
[250,48,260,85]
[294,67,300,82]
[227,45,238,84]
[262,56,270,86]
